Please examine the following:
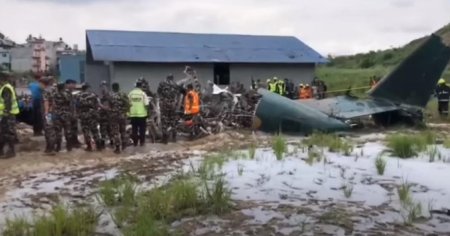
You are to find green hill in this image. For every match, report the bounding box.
[328,23,450,69]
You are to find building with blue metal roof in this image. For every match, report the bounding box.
[85,30,326,92]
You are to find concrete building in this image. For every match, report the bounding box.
[10,46,33,72]
[0,49,11,71]
[10,35,69,73]
[58,53,85,83]
[85,30,326,93]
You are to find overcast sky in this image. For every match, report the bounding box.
[1,0,449,55]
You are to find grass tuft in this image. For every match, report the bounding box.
[396,180,424,225]
[248,142,256,159]
[203,177,232,215]
[386,134,422,158]
[375,154,387,175]
[397,180,412,205]
[306,148,323,166]
[426,145,441,163]
[404,201,423,225]
[3,218,31,236]
[304,132,353,155]
[2,204,98,236]
[342,183,354,199]
[272,134,287,160]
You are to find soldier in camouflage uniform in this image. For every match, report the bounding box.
[109,83,130,154]
[157,74,180,143]
[0,72,19,158]
[42,78,57,154]
[53,82,73,152]
[66,80,81,148]
[78,83,102,151]
[99,81,113,148]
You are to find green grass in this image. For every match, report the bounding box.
[3,218,31,236]
[317,67,390,96]
[444,138,450,149]
[386,131,438,158]
[306,148,323,166]
[426,145,441,163]
[396,180,424,225]
[202,177,232,215]
[304,132,353,155]
[318,207,353,231]
[98,164,232,235]
[2,204,98,236]
[248,142,256,159]
[397,181,412,205]
[404,201,423,226]
[272,134,287,160]
[237,164,244,176]
[375,154,387,175]
[98,174,139,207]
[386,134,424,158]
[342,183,354,199]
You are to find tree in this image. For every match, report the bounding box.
[359,57,375,69]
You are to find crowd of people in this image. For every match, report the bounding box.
[0,67,204,158]
[258,76,327,100]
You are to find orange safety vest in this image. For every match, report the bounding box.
[184,90,200,115]
[305,87,313,99]
[299,87,312,99]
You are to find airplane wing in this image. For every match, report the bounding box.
[298,96,400,119]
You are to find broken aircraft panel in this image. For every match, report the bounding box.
[253,34,450,134]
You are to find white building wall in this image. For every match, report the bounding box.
[87,62,317,94]
[10,47,33,72]
[0,50,11,68]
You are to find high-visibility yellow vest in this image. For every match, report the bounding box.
[127,88,148,118]
[269,82,277,92]
[0,83,20,116]
[278,81,285,95]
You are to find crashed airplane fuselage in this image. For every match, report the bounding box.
[253,34,450,134]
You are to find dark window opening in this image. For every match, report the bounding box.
[213,63,230,85]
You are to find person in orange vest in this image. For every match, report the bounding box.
[304,84,313,99]
[184,84,200,117]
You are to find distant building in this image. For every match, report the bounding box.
[0,49,11,71]
[0,37,15,49]
[10,46,33,72]
[85,30,326,93]
[10,35,71,74]
[58,53,85,83]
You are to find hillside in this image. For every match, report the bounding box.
[329,23,450,69]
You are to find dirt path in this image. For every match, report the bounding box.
[0,131,256,201]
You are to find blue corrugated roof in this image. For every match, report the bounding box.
[86,30,326,64]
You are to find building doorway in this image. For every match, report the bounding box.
[213,63,230,85]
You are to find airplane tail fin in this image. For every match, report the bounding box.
[369,34,450,107]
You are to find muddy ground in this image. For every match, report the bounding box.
[1,124,450,235]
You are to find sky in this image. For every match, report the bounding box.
[0,0,449,56]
